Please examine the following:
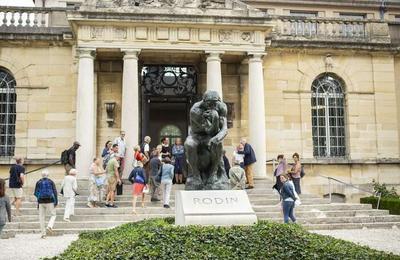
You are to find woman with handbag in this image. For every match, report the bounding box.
[128,161,147,214]
[88,158,106,208]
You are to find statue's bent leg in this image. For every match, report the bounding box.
[184,136,203,190]
[205,142,229,190]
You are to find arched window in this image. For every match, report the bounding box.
[311,73,346,158]
[159,124,182,145]
[0,68,16,157]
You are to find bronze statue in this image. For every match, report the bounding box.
[185,90,229,190]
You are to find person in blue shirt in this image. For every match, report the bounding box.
[160,157,174,208]
[128,161,147,214]
[237,138,257,189]
[8,157,25,216]
[279,174,297,224]
[172,138,185,184]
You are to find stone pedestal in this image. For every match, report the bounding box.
[175,190,257,226]
[248,53,267,178]
[121,49,140,178]
[206,51,224,99]
[76,49,95,179]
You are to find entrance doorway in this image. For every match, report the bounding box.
[140,65,197,147]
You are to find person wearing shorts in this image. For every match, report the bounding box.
[8,157,25,216]
[105,154,121,208]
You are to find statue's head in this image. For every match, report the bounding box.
[202,90,220,110]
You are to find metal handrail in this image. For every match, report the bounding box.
[319,175,382,210]
[2,160,61,182]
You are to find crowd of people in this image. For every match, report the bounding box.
[0,132,305,239]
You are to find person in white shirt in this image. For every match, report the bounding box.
[61,169,78,222]
[113,131,126,173]
[232,143,245,168]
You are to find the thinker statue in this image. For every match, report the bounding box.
[185,90,229,190]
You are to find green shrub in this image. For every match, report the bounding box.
[372,180,399,198]
[361,196,400,215]
[48,218,399,260]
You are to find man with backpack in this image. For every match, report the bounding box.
[34,170,58,239]
[61,141,81,175]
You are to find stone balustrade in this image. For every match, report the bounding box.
[274,16,391,44]
[0,7,51,27]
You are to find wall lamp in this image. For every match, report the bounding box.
[105,102,116,127]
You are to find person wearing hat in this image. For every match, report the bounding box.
[160,157,174,208]
[61,169,78,222]
[64,141,81,175]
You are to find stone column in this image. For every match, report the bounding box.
[248,52,267,178]
[206,51,224,99]
[76,48,96,179]
[121,49,140,178]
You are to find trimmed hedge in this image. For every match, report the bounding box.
[49,218,399,260]
[361,196,400,215]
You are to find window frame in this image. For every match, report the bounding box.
[0,67,17,157]
[311,73,346,158]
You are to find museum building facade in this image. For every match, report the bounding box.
[1,0,400,200]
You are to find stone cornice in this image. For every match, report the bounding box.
[244,0,400,10]
[270,40,398,52]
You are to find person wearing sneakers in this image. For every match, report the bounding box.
[61,169,78,222]
[34,170,58,239]
[128,161,147,214]
[237,138,257,189]
[8,157,25,216]
[160,157,174,209]
[105,154,122,208]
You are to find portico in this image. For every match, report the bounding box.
[70,2,273,179]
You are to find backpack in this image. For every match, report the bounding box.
[37,179,54,200]
[300,165,306,178]
[61,150,69,165]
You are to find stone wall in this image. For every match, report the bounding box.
[0,45,76,162]
[263,50,400,160]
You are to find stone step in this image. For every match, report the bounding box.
[303,222,400,230]
[259,215,400,224]
[13,209,391,223]
[252,203,373,211]
[5,215,400,230]
[23,193,318,203]
[256,209,390,218]
[18,198,329,209]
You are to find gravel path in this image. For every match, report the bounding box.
[312,228,400,255]
[0,234,78,260]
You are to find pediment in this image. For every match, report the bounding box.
[80,0,264,17]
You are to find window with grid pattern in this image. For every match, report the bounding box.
[0,68,16,157]
[311,74,346,158]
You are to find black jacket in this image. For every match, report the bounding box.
[238,143,257,166]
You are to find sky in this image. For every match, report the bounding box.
[0,0,34,6]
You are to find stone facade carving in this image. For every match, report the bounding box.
[87,0,254,10]
[113,27,127,39]
[219,30,232,42]
[90,27,104,38]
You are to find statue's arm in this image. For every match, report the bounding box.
[211,102,228,143]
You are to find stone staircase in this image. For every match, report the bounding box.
[2,178,400,238]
